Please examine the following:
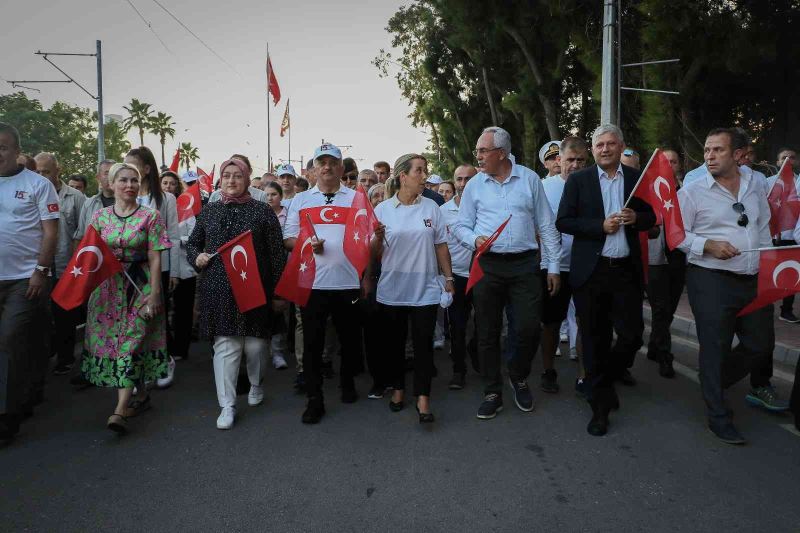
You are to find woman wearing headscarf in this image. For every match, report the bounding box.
[371,154,454,423]
[187,158,286,430]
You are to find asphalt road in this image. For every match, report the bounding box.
[1,333,798,532]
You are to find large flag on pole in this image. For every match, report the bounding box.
[630,149,686,250]
[466,215,512,293]
[280,99,290,137]
[168,148,180,173]
[767,158,800,237]
[267,56,281,106]
[218,230,267,312]
[52,226,124,310]
[738,247,800,316]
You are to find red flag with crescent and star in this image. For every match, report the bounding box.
[218,230,267,312]
[267,56,281,106]
[197,166,214,194]
[343,186,379,277]
[466,215,512,293]
[51,226,124,310]
[738,247,800,316]
[632,149,685,250]
[767,158,800,237]
[275,215,317,306]
[176,182,202,223]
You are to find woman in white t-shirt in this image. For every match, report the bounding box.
[371,154,454,424]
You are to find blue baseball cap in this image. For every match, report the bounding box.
[275,164,297,177]
[181,170,199,183]
[313,143,342,161]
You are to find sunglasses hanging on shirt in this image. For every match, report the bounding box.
[732,202,748,227]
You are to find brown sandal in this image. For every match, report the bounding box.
[107,413,128,434]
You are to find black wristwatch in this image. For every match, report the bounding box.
[34,265,52,277]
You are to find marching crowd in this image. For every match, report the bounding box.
[1,119,799,444]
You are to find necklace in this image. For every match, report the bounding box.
[113,204,140,219]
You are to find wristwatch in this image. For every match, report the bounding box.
[34,265,52,277]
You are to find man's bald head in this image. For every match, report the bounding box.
[34,152,61,187]
[453,164,477,195]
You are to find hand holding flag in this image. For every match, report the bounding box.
[629,149,686,250]
[466,215,512,293]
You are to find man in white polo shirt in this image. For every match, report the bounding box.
[0,123,59,441]
[283,143,362,424]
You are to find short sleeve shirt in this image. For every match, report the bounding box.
[440,199,472,277]
[0,167,60,280]
[375,195,447,306]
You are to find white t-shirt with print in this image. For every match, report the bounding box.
[283,185,359,290]
[0,167,60,280]
[440,199,472,278]
[375,195,447,306]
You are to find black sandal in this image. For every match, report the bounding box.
[127,395,152,417]
[107,413,128,434]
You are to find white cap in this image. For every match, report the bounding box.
[182,170,199,183]
[538,141,561,165]
[426,174,443,185]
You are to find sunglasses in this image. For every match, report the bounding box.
[623,148,635,157]
[732,202,749,227]
[343,174,358,181]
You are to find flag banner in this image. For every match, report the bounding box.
[267,56,281,106]
[303,205,350,225]
[52,226,124,310]
[176,182,202,223]
[343,186,379,277]
[275,216,316,306]
[632,149,686,250]
[738,248,800,316]
[280,99,290,137]
[218,230,267,312]
[767,158,800,237]
[466,215,512,293]
[169,149,180,173]
[197,166,214,194]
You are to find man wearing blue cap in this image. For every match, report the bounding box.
[283,144,362,424]
[275,164,298,208]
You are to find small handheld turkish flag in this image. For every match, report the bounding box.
[632,149,686,250]
[197,166,214,194]
[176,182,202,223]
[738,247,800,316]
[169,149,180,173]
[218,230,267,313]
[767,158,800,237]
[275,216,316,306]
[343,186,379,277]
[466,215,512,293]
[52,226,123,310]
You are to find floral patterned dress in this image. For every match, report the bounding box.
[81,205,172,388]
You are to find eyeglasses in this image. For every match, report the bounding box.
[472,147,501,157]
[455,176,472,180]
[343,174,358,181]
[732,202,749,227]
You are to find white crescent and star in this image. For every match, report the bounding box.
[352,208,369,242]
[320,207,335,222]
[73,246,104,277]
[230,244,248,281]
[654,176,673,210]
[180,193,195,212]
[299,237,314,272]
[772,260,800,289]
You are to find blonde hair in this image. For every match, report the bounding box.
[108,162,141,183]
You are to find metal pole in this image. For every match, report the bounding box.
[266,43,271,172]
[616,0,622,125]
[96,40,105,162]
[288,100,291,164]
[600,0,617,125]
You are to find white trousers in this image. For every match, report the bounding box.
[213,336,267,408]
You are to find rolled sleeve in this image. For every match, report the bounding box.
[453,182,478,251]
[532,176,562,273]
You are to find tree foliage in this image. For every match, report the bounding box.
[149,111,176,167]
[178,142,199,169]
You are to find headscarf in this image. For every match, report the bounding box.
[218,158,252,204]
[367,183,385,201]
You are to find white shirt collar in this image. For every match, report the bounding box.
[597,164,623,180]
[703,164,752,190]
[310,184,347,195]
[389,193,422,207]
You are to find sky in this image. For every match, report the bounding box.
[1,0,429,175]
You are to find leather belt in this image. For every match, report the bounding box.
[598,256,631,267]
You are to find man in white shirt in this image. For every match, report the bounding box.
[454,126,561,419]
[0,123,59,441]
[440,164,477,390]
[283,144,362,424]
[767,147,800,323]
[35,153,86,376]
[678,127,787,445]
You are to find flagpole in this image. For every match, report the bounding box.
[266,43,272,172]
[739,245,800,253]
[623,148,660,208]
[122,269,144,298]
[288,100,291,163]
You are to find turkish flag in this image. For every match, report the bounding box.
[52,226,123,310]
[738,247,800,316]
[197,166,214,194]
[466,215,512,293]
[218,230,267,313]
[303,205,350,225]
[176,182,202,223]
[267,56,281,106]
[275,216,316,306]
[168,149,180,173]
[767,158,800,237]
[633,149,685,250]
[344,186,379,277]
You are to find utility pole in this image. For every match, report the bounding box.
[96,41,104,162]
[600,0,618,125]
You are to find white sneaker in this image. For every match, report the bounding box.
[433,340,445,350]
[156,356,176,389]
[569,347,578,361]
[560,333,568,343]
[555,345,562,357]
[272,354,288,370]
[216,406,236,429]
[248,385,264,406]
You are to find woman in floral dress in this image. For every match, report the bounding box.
[80,162,172,434]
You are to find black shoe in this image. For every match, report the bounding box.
[389,398,404,412]
[619,369,637,386]
[575,378,588,400]
[477,393,503,419]
[646,351,657,361]
[294,372,306,394]
[448,372,465,390]
[341,388,359,404]
[367,385,384,399]
[301,399,326,424]
[779,310,800,323]
[708,423,746,445]
[659,358,675,378]
[53,362,73,375]
[540,369,559,394]
[321,359,334,379]
[416,405,435,424]
[508,378,534,411]
[587,408,609,436]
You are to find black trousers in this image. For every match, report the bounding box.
[447,274,472,375]
[381,303,438,397]
[169,277,196,360]
[573,258,644,404]
[51,279,79,367]
[685,266,774,428]
[791,356,800,427]
[777,239,797,313]
[360,288,386,388]
[646,251,686,363]
[472,251,542,396]
[300,289,361,399]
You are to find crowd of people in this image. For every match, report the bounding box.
[1,119,799,444]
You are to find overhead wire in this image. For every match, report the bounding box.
[122,0,176,56]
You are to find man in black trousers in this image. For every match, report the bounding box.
[556,124,656,436]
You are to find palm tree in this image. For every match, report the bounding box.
[122,98,154,146]
[148,112,176,166]
[178,142,199,170]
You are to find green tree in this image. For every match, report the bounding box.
[178,142,199,170]
[148,111,176,166]
[122,98,153,146]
